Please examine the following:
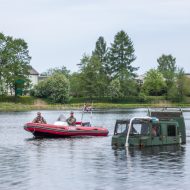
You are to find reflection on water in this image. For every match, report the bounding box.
[0,109,190,190]
[113,145,187,189]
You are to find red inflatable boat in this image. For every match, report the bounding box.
[24,121,109,137]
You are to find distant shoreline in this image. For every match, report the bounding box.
[0,102,190,112]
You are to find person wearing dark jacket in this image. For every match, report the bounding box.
[66,111,76,126]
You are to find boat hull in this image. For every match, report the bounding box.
[24,123,109,137]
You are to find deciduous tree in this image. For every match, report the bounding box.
[168,68,190,102]
[142,69,166,96]
[0,33,31,96]
[157,54,177,91]
[108,78,123,99]
[33,73,70,103]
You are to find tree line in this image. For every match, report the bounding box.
[33,30,190,103]
[1,31,190,103]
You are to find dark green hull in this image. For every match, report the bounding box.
[112,134,181,147]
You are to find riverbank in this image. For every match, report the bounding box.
[1,101,190,112]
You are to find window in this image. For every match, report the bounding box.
[115,124,128,134]
[167,125,176,136]
[132,124,141,134]
[141,123,149,135]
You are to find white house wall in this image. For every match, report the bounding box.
[29,75,38,87]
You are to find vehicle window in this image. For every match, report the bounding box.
[115,122,151,136]
[141,123,150,135]
[132,124,141,134]
[116,124,127,134]
[132,123,150,135]
[167,125,176,136]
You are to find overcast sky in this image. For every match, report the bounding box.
[1,0,190,74]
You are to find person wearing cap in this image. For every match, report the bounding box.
[66,111,76,126]
[32,112,47,124]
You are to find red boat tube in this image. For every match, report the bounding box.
[24,122,109,137]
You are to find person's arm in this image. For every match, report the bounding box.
[42,117,47,124]
[32,117,37,123]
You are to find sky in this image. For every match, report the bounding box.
[0,0,190,74]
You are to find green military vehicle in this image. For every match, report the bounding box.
[111,108,186,147]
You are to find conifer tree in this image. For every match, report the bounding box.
[107,30,137,78]
[92,36,107,64]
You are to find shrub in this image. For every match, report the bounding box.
[33,73,70,103]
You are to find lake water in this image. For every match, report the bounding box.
[0,108,190,190]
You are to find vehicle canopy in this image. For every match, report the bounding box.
[114,117,159,135]
[114,116,180,147]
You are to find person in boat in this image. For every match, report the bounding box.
[151,125,157,136]
[83,103,92,112]
[66,111,76,126]
[32,112,47,124]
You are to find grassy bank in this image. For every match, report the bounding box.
[0,101,190,112]
[1,96,190,111]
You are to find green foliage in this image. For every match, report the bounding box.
[106,30,137,78]
[142,69,166,96]
[118,70,138,96]
[32,80,49,97]
[0,95,35,104]
[33,73,70,103]
[0,33,31,96]
[157,54,176,90]
[92,36,107,64]
[69,72,83,97]
[108,78,123,99]
[69,95,167,104]
[185,77,190,96]
[41,66,70,78]
[78,54,109,98]
[2,30,190,106]
[138,92,148,102]
[175,68,187,98]
[167,68,190,102]
[74,31,139,99]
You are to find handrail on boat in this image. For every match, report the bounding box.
[125,116,152,147]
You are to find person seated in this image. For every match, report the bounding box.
[32,112,47,124]
[66,111,76,126]
[151,125,157,137]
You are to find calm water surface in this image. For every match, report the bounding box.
[0,108,190,190]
